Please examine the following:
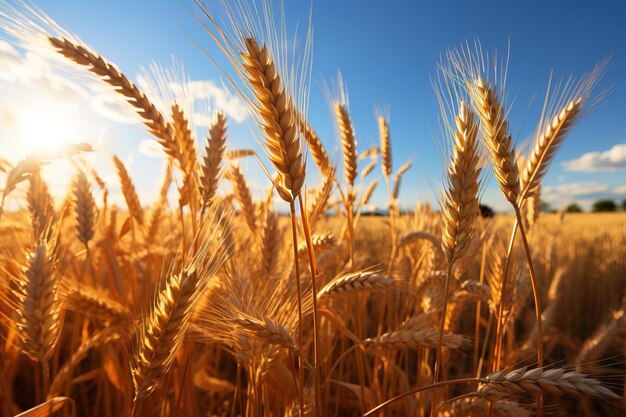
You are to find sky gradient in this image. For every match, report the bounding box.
[1,0,625,212]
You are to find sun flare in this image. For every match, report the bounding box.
[14,102,78,155]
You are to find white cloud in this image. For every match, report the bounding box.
[138,139,166,158]
[137,74,248,126]
[541,182,608,208]
[562,143,626,172]
[543,182,608,197]
[184,80,248,123]
[613,184,626,194]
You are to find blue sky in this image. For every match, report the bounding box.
[1,0,625,211]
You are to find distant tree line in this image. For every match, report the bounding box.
[565,199,626,213]
[477,199,626,215]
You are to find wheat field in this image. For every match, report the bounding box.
[0,1,625,417]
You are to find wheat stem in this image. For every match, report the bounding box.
[298,196,322,417]
[289,201,305,417]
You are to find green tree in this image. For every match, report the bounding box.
[479,204,495,218]
[540,200,552,212]
[622,199,626,211]
[592,199,617,212]
[566,203,583,213]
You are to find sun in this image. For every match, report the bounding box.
[14,101,79,155]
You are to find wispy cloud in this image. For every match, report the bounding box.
[542,182,609,209]
[138,139,166,158]
[562,143,626,172]
[614,184,626,194]
[136,75,248,126]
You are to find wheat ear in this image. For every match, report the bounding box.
[318,271,395,299]
[241,36,305,201]
[63,286,132,324]
[477,367,622,401]
[226,164,257,234]
[519,98,582,201]
[171,103,200,208]
[73,170,97,246]
[226,149,255,160]
[48,37,178,155]
[471,78,519,203]
[365,328,465,350]
[133,270,198,399]
[298,233,337,260]
[13,240,62,365]
[146,166,172,245]
[300,117,332,175]
[200,112,227,208]
[441,101,481,265]
[233,315,299,355]
[27,170,55,241]
[307,169,335,231]
[438,117,481,384]
[336,103,358,188]
[379,117,392,177]
[261,210,280,278]
[112,155,144,226]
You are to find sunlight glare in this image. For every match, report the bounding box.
[15,102,78,154]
